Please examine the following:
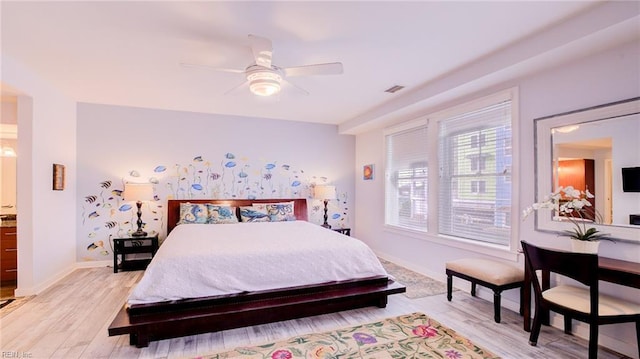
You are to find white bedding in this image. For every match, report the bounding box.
[127,221,388,304]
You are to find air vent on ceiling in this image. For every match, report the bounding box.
[384,85,405,94]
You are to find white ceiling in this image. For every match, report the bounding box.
[2,1,639,132]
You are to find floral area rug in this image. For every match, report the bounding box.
[196,312,499,359]
[378,258,453,299]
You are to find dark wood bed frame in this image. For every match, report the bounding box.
[108,198,406,347]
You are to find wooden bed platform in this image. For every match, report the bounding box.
[109,276,405,347]
[108,198,406,347]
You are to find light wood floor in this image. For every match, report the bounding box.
[0,266,632,359]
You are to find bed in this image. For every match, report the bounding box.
[108,198,405,347]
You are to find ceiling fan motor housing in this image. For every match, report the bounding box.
[246,65,282,96]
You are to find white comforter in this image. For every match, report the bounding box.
[127,221,387,304]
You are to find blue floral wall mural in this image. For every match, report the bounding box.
[79,152,349,261]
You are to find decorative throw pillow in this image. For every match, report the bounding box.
[239,204,271,223]
[177,203,208,224]
[265,202,296,222]
[206,205,238,224]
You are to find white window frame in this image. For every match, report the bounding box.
[383,119,429,233]
[383,88,520,260]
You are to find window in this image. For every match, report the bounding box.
[469,154,488,172]
[470,133,486,148]
[438,100,512,246]
[383,89,516,250]
[385,122,428,231]
[471,180,486,193]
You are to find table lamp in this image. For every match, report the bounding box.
[124,182,154,237]
[314,185,336,228]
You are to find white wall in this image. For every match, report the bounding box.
[75,103,355,262]
[355,41,640,356]
[1,55,77,296]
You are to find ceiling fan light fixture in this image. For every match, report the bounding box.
[247,69,282,97]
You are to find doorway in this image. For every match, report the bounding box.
[1,94,18,299]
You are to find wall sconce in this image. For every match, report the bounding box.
[314,185,337,228]
[124,183,154,237]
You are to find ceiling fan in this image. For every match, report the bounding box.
[182,34,344,97]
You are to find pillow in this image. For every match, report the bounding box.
[255,201,295,216]
[239,205,271,223]
[265,202,296,222]
[206,205,239,224]
[177,203,208,224]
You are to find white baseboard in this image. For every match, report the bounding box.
[75,260,111,269]
[14,263,76,297]
[14,260,112,297]
[376,251,446,282]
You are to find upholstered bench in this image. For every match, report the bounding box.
[446,258,524,323]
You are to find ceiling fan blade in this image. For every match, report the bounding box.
[283,62,343,77]
[248,34,273,68]
[282,79,309,96]
[180,63,245,74]
[223,80,249,96]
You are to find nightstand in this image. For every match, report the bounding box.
[333,228,351,236]
[113,235,159,273]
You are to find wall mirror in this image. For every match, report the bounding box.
[534,98,640,243]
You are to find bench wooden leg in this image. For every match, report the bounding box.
[493,290,502,323]
[445,266,524,325]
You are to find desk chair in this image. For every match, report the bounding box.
[521,241,640,359]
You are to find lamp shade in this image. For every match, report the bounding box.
[124,183,154,202]
[314,185,336,200]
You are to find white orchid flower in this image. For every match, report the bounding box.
[522,187,608,241]
[585,189,595,198]
[564,187,581,199]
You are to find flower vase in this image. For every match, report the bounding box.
[570,240,600,254]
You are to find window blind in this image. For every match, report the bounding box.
[438,100,512,245]
[385,124,429,231]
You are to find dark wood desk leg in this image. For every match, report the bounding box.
[519,285,524,316]
[523,265,531,332]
